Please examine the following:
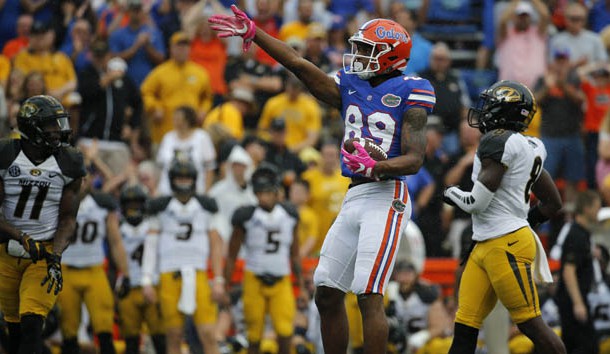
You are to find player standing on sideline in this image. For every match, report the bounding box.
[0,95,85,354]
[442,80,566,354]
[209,8,434,354]
[225,164,306,354]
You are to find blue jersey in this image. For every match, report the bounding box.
[336,69,436,179]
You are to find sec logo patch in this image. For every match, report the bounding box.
[8,165,20,177]
[391,199,406,213]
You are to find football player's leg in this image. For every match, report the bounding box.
[193,271,219,354]
[57,267,83,354]
[313,205,357,354]
[82,266,115,354]
[143,287,166,354]
[159,272,185,354]
[0,250,24,354]
[118,288,145,354]
[268,276,295,354]
[242,271,266,354]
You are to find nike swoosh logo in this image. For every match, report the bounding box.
[356,163,365,173]
[49,173,59,178]
[508,240,519,247]
[348,90,357,95]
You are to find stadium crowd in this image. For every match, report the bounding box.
[1,0,610,353]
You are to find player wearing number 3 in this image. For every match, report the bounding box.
[0,95,85,354]
[443,80,566,354]
[209,8,434,354]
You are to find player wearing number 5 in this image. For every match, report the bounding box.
[58,174,130,354]
[0,95,85,354]
[141,158,225,354]
[442,81,566,354]
[225,164,306,354]
[209,8,434,354]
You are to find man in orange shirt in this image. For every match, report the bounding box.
[2,14,32,59]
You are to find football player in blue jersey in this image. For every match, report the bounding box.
[209,9,434,354]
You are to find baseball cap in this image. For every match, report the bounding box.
[270,118,286,131]
[31,21,51,35]
[598,207,610,222]
[91,39,110,57]
[330,16,346,31]
[170,31,190,45]
[394,261,417,272]
[426,115,445,133]
[231,87,255,105]
[515,1,535,16]
[553,48,570,59]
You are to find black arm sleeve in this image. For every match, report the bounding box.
[477,130,514,164]
[231,206,256,228]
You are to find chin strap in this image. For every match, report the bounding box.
[443,181,495,214]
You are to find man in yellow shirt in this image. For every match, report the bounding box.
[278,0,315,41]
[203,87,255,140]
[288,179,319,259]
[258,75,321,153]
[301,141,349,254]
[141,32,213,145]
[13,21,77,105]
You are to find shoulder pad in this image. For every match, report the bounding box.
[55,147,87,179]
[280,202,299,220]
[146,196,172,215]
[414,282,440,304]
[91,192,118,211]
[0,139,21,170]
[231,205,256,227]
[477,129,514,163]
[195,195,218,213]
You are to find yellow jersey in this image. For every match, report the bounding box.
[203,102,244,140]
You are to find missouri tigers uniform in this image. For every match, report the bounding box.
[0,138,85,322]
[143,195,219,329]
[58,192,117,339]
[230,203,299,343]
[118,218,163,337]
[456,129,548,329]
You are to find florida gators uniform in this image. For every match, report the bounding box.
[0,139,85,322]
[58,192,117,339]
[313,70,435,295]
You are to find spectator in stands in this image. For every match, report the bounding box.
[242,135,268,169]
[258,74,322,153]
[327,0,375,22]
[96,0,130,37]
[533,48,586,208]
[301,140,350,254]
[395,8,432,76]
[78,39,143,175]
[60,18,93,73]
[279,0,315,41]
[406,166,435,222]
[550,2,608,68]
[208,144,256,246]
[497,0,549,90]
[556,190,602,353]
[2,14,33,59]
[0,0,21,50]
[418,42,471,155]
[289,179,319,259]
[141,31,213,145]
[588,0,610,34]
[263,118,307,189]
[204,86,255,141]
[156,105,217,195]
[251,0,282,67]
[0,55,9,90]
[109,0,166,86]
[13,21,78,105]
[325,16,349,72]
[598,112,610,205]
[303,23,333,74]
[577,63,610,189]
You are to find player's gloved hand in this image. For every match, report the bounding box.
[19,232,46,263]
[442,186,459,207]
[41,253,63,295]
[341,141,377,179]
[115,274,131,299]
[208,5,256,52]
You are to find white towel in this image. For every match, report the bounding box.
[532,228,553,283]
[177,267,197,315]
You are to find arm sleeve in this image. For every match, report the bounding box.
[444,180,495,214]
[141,224,159,286]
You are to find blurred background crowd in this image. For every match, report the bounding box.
[2,0,610,353]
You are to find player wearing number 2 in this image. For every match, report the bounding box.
[442,80,566,354]
[209,8,434,354]
[141,158,225,354]
[58,174,130,354]
[0,95,85,354]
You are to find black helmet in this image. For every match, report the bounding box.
[467,80,537,134]
[120,185,148,226]
[168,158,197,195]
[251,163,281,193]
[17,95,72,153]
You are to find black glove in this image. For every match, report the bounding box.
[527,204,549,228]
[41,253,62,295]
[20,233,46,263]
[115,275,131,299]
[442,186,458,207]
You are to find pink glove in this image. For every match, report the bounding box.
[341,141,378,179]
[208,5,256,52]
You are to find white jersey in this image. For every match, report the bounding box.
[156,129,217,196]
[231,203,298,276]
[148,195,218,273]
[0,139,85,241]
[471,130,547,241]
[121,219,158,287]
[393,283,439,335]
[62,193,116,267]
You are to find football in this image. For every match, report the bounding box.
[342,137,388,161]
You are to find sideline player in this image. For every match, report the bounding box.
[442,80,566,354]
[0,95,85,354]
[209,8,434,354]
